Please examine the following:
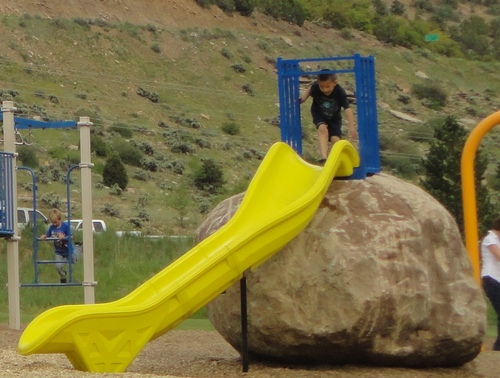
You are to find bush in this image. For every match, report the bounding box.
[258,0,306,26]
[109,122,133,138]
[151,43,161,53]
[192,158,225,193]
[171,142,196,154]
[221,121,240,135]
[102,154,128,190]
[380,154,419,178]
[231,63,246,73]
[390,0,405,15]
[91,134,108,157]
[215,0,235,12]
[112,137,144,167]
[242,83,254,96]
[195,0,214,8]
[220,47,232,59]
[411,82,448,108]
[234,0,255,15]
[373,15,422,48]
[18,146,39,168]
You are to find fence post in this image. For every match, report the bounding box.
[78,116,97,303]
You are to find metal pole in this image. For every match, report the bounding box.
[66,164,80,282]
[461,111,500,284]
[78,116,96,303]
[18,167,39,283]
[3,100,21,329]
[240,275,249,372]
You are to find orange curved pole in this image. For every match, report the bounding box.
[462,111,500,284]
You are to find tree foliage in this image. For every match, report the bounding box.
[103,154,129,190]
[192,158,225,193]
[420,116,496,238]
[192,0,500,61]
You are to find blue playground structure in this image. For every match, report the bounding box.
[0,114,81,286]
[0,151,16,236]
[2,101,96,329]
[277,54,380,179]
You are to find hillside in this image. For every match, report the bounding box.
[0,0,499,236]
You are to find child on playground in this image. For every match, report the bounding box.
[481,216,500,351]
[40,208,71,283]
[299,70,357,164]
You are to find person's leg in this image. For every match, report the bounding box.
[316,123,329,160]
[329,123,342,148]
[483,276,500,350]
[55,253,67,283]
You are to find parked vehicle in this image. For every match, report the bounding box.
[70,219,107,233]
[17,207,48,229]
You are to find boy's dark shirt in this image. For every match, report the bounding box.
[309,82,350,124]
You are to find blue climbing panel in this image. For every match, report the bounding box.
[277,54,381,179]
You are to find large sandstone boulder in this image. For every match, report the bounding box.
[195,173,486,368]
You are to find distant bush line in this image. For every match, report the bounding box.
[194,0,500,61]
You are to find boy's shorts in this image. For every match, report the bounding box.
[313,114,342,140]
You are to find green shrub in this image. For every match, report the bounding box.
[373,15,422,48]
[91,134,108,157]
[380,154,419,179]
[258,0,306,26]
[192,158,225,193]
[221,121,240,135]
[257,40,273,53]
[340,28,353,40]
[372,0,388,16]
[391,0,406,15]
[220,47,232,59]
[18,146,39,168]
[231,63,246,73]
[102,154,128,190]
[195,0,214,8]
[48,146,80,166]
[109,122,133,138]
[112,137,144,167]
[215,0,235,12]
[411,82,448,108]
[151,43,161,53]
[171,142,196,154]
[242,83,254,96]
[234,0,255,15]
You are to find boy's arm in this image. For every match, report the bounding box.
[344,108,358,139]
[41,225,52,239]
[299,86,311,104]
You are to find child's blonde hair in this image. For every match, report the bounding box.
[48,208,63,222]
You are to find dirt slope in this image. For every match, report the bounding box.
[0,0,284,32]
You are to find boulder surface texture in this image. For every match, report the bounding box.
[195,173,486,368]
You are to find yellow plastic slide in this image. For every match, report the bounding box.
[18,141,359,373]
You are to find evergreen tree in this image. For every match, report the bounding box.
[103,154,128,190]
[192,158,224,194]
[420,116,496,238]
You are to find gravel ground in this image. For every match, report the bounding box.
[2,324,500,377]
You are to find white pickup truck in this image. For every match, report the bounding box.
[70,219,107,233]
[17,207,48,229]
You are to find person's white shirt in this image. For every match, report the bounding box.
[481,230,500,282]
